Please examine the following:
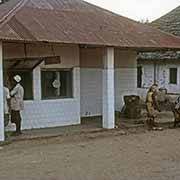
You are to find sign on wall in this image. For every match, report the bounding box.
[45,56,61,65]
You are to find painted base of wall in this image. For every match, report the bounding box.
[20,99,80,130]
[80,68,137,116]
[80,68,102,117]
[115,68,137,111]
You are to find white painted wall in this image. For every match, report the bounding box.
[3,43,138,130]
[138,61,180,99]
[22,98,80,129]
[141,63,154,88]
[5,44,81,130]
[80,68,102,117]
[80,48,103,117]
[115,68,137,111]
[22,68,80,129]
[115,50,138,111]
[80,48,137,116]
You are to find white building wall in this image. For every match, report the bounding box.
[115,50,137,111]
[80,48,103,117]
[137,63,154,100]
[5,44,81,130]
[138,61,180,100]
[115,68,137,111]
[23,70,80,129]
[141,63,154,88]
[80,68,102,116]
[160,64,180,93]
[21,98,80,129]
[80,48,137,116]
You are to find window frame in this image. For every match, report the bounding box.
[169,68,178,85]
[137,66,143,88]
[41,68,73,100]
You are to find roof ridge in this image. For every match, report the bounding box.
[0,0,28,28]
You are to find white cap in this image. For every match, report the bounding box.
[14,75,22,83]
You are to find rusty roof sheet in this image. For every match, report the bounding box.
[0,0,180,50]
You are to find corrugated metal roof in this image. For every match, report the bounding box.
[1,0,180,50]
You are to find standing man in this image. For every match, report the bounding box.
[146,84,161,130]
[10,75,24,135]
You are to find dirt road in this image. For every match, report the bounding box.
[1,128,180,180]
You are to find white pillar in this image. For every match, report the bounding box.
[33,66,41,100]
[0,41,4,141]
[73,67,81,124]
[102,47,115,129]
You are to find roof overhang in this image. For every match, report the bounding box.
[4,57,44,70]
[2,39,180,53]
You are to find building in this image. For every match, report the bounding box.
[1,0,180,141]
[137,6,180,98]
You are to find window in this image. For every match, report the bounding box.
[169,68,177,84]
[137,66,142,88]
[8,70,33,100]
[41,69,73,99]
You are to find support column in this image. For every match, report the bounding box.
[33,66,41,100]
[102,47,115,129]
[73,67,81,124]
[0,41,4,141]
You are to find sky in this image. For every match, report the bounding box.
[84,0,180,22]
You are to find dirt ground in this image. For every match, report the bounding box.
[1,127,180,180]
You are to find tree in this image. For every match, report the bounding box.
[139,18,150,24]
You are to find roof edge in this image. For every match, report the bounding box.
[1,39,180,52]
